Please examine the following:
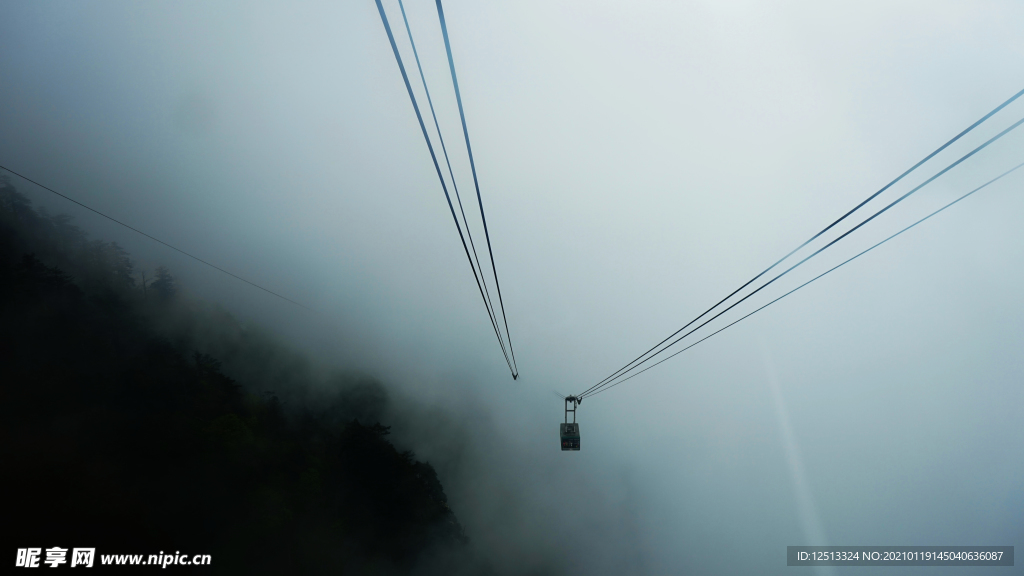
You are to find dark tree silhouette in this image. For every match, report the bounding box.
[150,264,176,300]
[0,182,474,575]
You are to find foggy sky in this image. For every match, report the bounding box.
[2,1,1023,574]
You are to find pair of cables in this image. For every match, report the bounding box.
[375,0,518,379]
[577,87,1024,400]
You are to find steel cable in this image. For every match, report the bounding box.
[436,0,519,377]
[584,160,1024,398]
[578,88,1024,398]
[0,164,313,310]
[375,0,516,376]
[581,116,1024,398]
[396,0,511,364]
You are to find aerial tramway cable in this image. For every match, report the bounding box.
[578,89,1024,399]
[585,159,1024,398]
[579,87,1024,398]
[375,0,516,377]
[0,164,312,311]
[581,115,1024,399]
[436,0,519,376]
[396,0,512,365]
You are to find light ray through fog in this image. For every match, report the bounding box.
[762,345,836,576]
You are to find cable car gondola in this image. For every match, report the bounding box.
[560,396,581,451]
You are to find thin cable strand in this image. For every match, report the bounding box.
[436,0,518,377]
[0,164,312,311]
[375,0,515,375]
[396,0,510,362]
[581,118,1024,397]
[395,0,507,358]
[578,87,1024,398]
[584,160,1024,398]
[399,0,512,362]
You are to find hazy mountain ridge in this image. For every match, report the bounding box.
[0,179,492,575]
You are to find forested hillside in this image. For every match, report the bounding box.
[0,178,478,575]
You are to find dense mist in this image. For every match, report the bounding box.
[3,1,1024,574]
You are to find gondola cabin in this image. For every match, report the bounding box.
[560,395,581,451]
[560,422,580,451]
